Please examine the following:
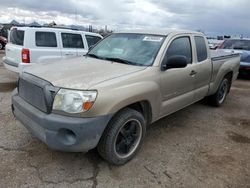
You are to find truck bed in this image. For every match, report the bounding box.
[208,49,240,96]
[211,49,240,61]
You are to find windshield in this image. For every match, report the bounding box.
[219,39,250,51]
[88,33,165,66]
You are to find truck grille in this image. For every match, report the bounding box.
[18,73,57,113]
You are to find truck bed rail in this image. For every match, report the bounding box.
[211,50,240,61]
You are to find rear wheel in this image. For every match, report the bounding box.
[209,77,230,106]
[97,108,146,165]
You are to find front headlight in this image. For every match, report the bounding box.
[52,89,97,114]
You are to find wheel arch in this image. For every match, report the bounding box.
[224,71,233,93]
[110,100,153,126]
[209,70,234,95]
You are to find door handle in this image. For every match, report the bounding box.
[190,70,197,76]
[65,53,74,56]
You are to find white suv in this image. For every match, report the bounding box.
[3,27,103,73]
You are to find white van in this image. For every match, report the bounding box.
[3,27,103,73]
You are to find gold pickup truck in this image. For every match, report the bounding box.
[11,29,240,165]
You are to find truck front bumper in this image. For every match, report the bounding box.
[12,90,112,152]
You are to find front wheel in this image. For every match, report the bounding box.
[97,108,146,165]
[209,77,230,106]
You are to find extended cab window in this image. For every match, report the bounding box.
[195,36,208,62]
[61,33,84,48]
[86,35,102,48]
[10,29,24,46]
[36,32,57,47]
[166,37,192,64]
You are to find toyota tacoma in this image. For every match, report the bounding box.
[12,30,240,165]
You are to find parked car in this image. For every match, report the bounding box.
[0,35,7,50]
[3,26,103,73]
[207,39,223,50]
[11,30,240,165]
[218,39,250,74]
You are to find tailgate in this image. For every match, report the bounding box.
[5,43,22,64]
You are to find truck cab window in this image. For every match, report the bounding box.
[195,36,208,62]
[166,37,192,64]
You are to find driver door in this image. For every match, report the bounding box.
[159,35,196,117]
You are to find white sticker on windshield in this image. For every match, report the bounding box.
[143,36,163,42]
[112,48,124,55]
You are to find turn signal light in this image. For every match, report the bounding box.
[83,102,94,111]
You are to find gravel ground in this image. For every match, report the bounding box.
[0,52,250,188]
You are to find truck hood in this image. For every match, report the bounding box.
[24,57,146,89]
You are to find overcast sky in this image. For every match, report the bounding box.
[0,0,249,36]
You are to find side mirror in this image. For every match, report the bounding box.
[161,55,188,71]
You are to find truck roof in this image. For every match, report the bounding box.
[116,29,203,36]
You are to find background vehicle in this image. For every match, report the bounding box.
[0,35,7,50]
[11,30,240,165]
[207,39,223,50]
[218,39,250,74]
[3,27,103,72]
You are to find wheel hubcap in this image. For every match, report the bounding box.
[114,119,142,159]
[218,80,228,104]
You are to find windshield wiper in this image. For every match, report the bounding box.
[87,53,105,60]
[87,55,144,66]
[105,57,142,66]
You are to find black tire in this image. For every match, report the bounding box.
[97,108,146,165]
[209,77,230,106]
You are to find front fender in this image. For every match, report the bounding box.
[84,81,162,122]
[108,81,162,121]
